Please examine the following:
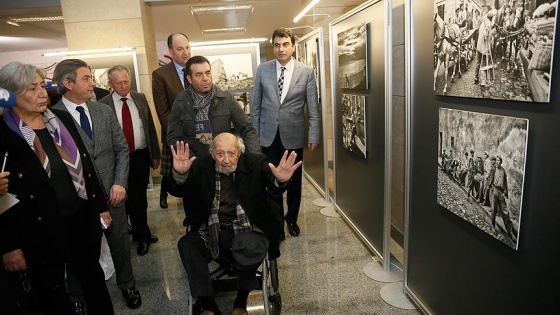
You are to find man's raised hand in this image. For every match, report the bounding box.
[171,141,196,174]
[269,150,302,183]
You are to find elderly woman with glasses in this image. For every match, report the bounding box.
[0,61,114,314]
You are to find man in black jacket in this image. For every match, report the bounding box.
[172,133,301,315]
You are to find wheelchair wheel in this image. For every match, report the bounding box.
[269,292,282,315]
[270,259,279,292]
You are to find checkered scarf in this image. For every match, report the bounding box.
[205,166,252,258]
[187,85,216,146]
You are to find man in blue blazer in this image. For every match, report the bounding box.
[251,27,320,238]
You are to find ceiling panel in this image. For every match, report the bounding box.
[0,0,309,53]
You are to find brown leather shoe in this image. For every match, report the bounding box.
[233,307,248,315]
[200,311,214,315]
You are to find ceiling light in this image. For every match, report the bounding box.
[203,27,246,33]
[6,20,20,27]
[293,0,321,23]
[190,38,267,47]
[191,5,253,13]
[11,16,64,23]
[43,47,135,57]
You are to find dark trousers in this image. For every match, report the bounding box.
[3,262,69,315]
[65,210,114,315]
[262,131,304,225]
[127,148,152,242]
[177,230,259,297]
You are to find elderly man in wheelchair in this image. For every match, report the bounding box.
[171,132,301,315]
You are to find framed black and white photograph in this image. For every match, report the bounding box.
[433,0,557,102]
[337,22,368,90]
[437,108,528,249]
[341,94,367,158]
[191,43,260,93]
[296,40,306,63]
[76,52,140,92]
[232,92,251,121]
[296,31,321,99]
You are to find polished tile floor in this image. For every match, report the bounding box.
[107,177,421,315]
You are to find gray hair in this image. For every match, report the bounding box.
[209,134,246,154]
[107,64,131,82]
[0,61,45,94]
[53,59,89,95]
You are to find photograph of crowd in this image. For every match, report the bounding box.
[337,22,368,90]
[433,0,557,103]
[341,94,367,158]
[437,108,528,249]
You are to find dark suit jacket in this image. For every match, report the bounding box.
[180,153,284,259]
[152,62,185,145]
[0,109,107,265]
[98,91,161,161]
[52,100,129,209]
[94,87,110,100]
[167,86,260,158]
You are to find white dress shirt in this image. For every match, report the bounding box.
[61,96,92,131]
[277,58,295,104]
[112,93,147,150]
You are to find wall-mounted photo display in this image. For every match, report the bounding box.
[341,94,367,158]
[337,22,368,90]
[433,0,557,102]
[77,52,140,92]
[437,108,528,249]
[232,92,251,121]
[205,53,253,91]
[296,40,306,63]
[191,43,260,93]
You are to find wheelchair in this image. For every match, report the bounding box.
[187,253,282,315]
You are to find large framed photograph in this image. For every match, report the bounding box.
[433,0,557,102]
[437,108,528,249]
[73,51,140,92]
[191,43,260,93]
[337,22,368,90]
[341,94,367,158]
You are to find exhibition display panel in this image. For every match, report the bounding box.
[330,0,388,259]
[405,0,560,313]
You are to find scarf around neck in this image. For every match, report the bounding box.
[187,85,216,146]
[205,166,252,258]
[3,108,88,200]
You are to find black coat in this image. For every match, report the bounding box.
[182,153,284,259]
[0,109,108,265]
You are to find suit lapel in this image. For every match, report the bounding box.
[167,62,184,92]
[285,61,302,100]
[52,101,94,153]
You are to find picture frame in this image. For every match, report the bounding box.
[433,0,557,103]
[437,108,528,249]
[191,43,260,93]
[337,22,369,90]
